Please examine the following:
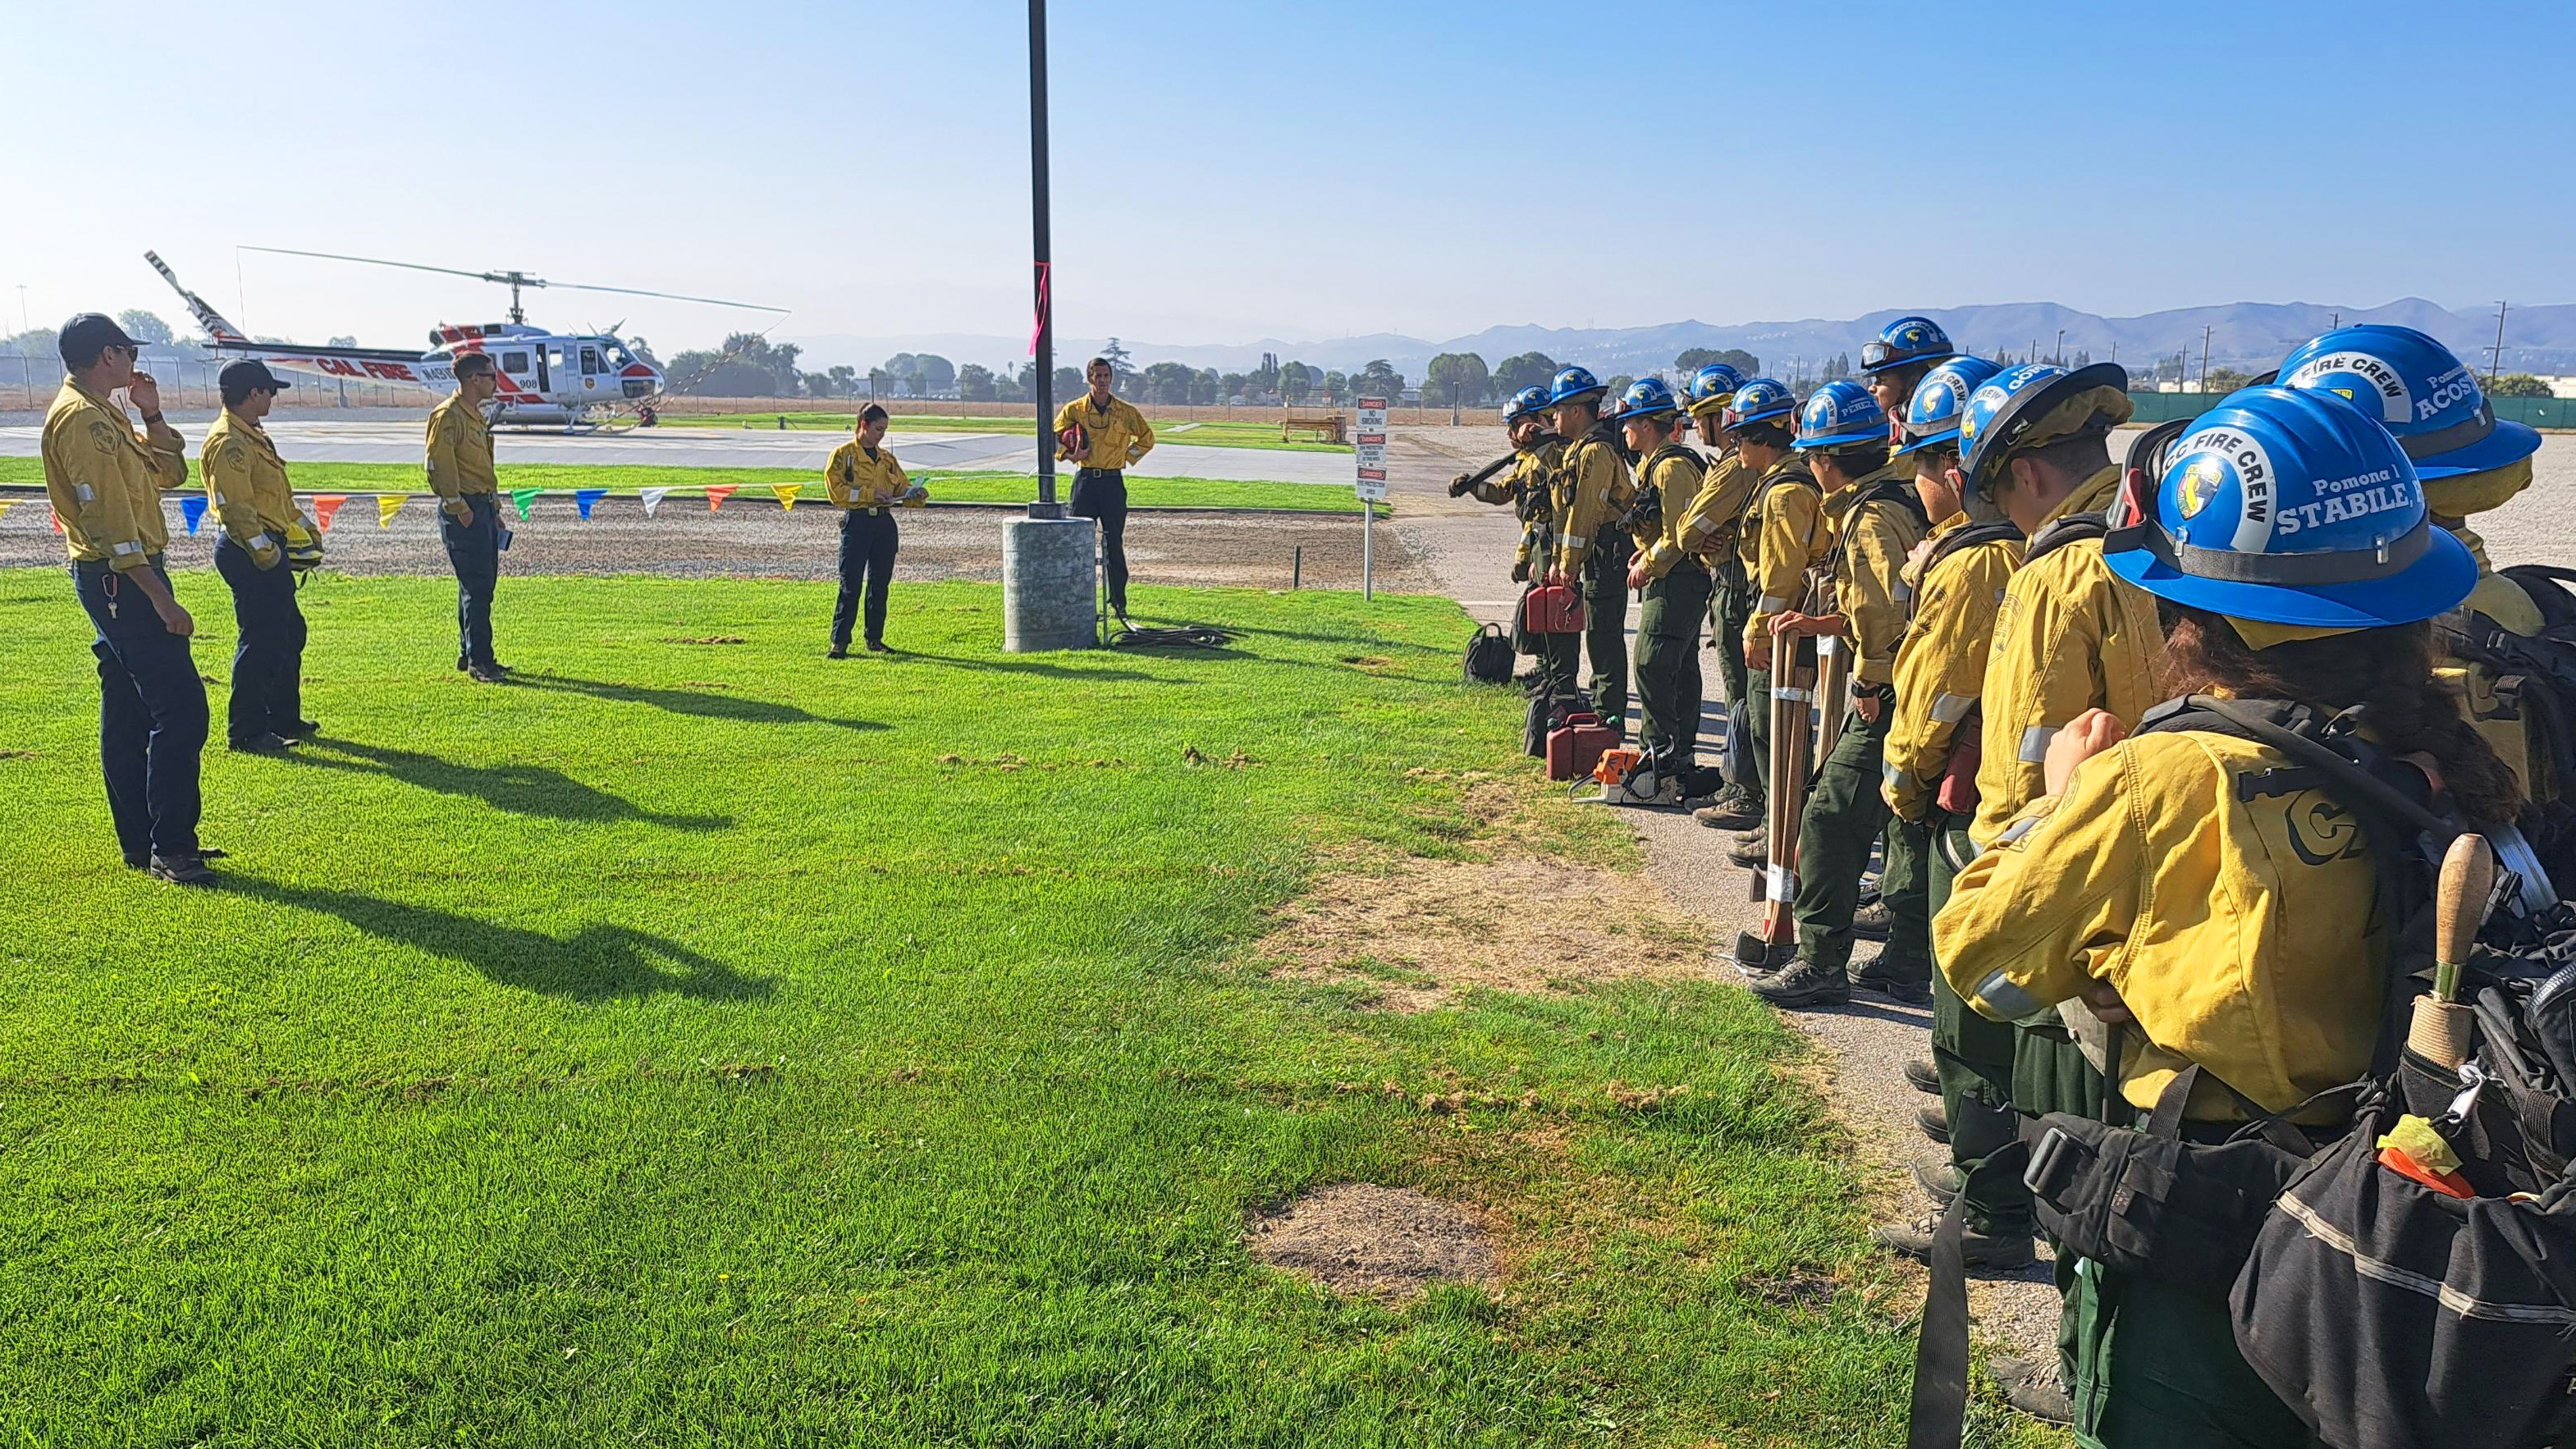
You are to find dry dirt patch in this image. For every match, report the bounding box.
[1258,847,1710,1012]
[1245,1183,1498,1302]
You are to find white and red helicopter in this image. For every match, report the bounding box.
[145,248,786,430]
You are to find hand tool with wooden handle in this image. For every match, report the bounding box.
[2407,834,2494,1069]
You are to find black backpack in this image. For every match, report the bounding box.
[1462,624,1513,686]
[1907,695,2576,1449]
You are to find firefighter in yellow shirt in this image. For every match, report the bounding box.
[1614,378,1710,785]
[1542,367,1638,728]
[1939,384,2516,1447]
[40,313,211,882]
[1451,385,1563,662]
[204,360,318,752]
[1947,359,2156,1415]
[1681,364,1766,829]
[427,353,506,681]
[1751,382,1930,1009]
[823,404,927,655]
[2275,325,2553,800]
[1052,358,1155,624]
[1862,356,2041,1273]
[1718,377,1825,868]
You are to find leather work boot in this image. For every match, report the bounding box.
[1912,1148,1959,1206]
[1853,898,1894,940]
[1694,785,1761,830]
[1872,1213,2035,1269]
[1989,1355,2075,1426]
[1856,946,1933,1005]
[1903,1057,1942,1095]
[1917,1102,1951,1144]
[1750,956,1850,1008]
[149,852,218,886]
[1726,825,1768,868]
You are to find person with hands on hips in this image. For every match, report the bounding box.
[824,404,927,656]
[427,353,506,682]
[204,359,315,753]
[1052,358,1154,625]
[41,313,213,884]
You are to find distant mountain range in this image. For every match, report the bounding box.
[789,298,2576,384]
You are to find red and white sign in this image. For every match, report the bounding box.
[1355,397,1389,500]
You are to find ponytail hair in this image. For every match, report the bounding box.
[2160,606,2523,828]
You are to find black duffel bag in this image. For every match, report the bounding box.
[2231,1090,2576,1449]
[1462,623,1514,686]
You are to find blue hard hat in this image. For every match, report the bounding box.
[1503,384,1549,423]
[1686,363,1746,409]
[1617,376,1679,419]
[1860,316,1958,377]
[1548,365,1607,407]
[2276,325,2541,480]
[2104,386,2473,629]
[1795,380,1888,451]
[1727,376,1796,427]
[1895,356,2005,456]
[1957,361,2129,490]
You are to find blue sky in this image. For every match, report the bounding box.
[4,0,2567,356]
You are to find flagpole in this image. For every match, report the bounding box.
[1027,0,1061,519]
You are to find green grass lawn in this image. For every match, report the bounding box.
[0,574,2000,1447]
[0,458,1364,514]
[663,412,1352,454]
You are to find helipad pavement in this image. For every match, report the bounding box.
[0,418,1356,484]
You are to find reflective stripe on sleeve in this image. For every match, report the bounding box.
[1758,594,1791,612]
[1931,693,1976,723]
[2018,725,2058,763]
[111,540,143,555]
[1973,971,2041,1020]
[1996,815,2042,847]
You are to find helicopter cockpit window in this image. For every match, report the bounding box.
[580,346,606,375]
[501,352,530,374]
[602,341,635,368]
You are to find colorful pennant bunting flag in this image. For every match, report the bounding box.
[771,483,802,511]
[705,485,738,513]
[574,487,607,521]
[377,494,407,528]
[510,487,542,520]
[0,499,16,523]
[181,497,208,535]
[49,508,64,533]
[311,495,349,533]
[640,487,668,518]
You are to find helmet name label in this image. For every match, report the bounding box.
[2276,475,2413,537]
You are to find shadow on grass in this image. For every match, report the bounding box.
[893,651,1160,682]
[227,877,774,1002]
[508,673,885,730]
[280,740,733,833]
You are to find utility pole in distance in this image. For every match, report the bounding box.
[2489,301,2510,387]
[2201,326,2214,390]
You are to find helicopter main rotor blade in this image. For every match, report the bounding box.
[542,281,787,313]
[240,245,523,286]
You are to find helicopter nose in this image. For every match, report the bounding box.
[620,364,659,400]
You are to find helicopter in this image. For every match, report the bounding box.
[144,247,786,430]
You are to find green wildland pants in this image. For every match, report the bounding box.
[2020,1013,2108,1388]
[1710,564,1752,710]
[1929,818,2033,1237]
[1582,533,1635,729]
[2069,1259,2322,1449]
[1635,562,1711,770]
[1791,698,1924,973]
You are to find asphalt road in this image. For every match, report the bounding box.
[0,416,1359,485]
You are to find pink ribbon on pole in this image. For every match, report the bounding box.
[1028,262,1050,358]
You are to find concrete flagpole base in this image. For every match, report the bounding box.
[1001,514,1097,651]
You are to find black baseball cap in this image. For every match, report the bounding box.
[218,359,292,394]
[58,313,141,368]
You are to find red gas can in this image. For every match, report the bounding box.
[1546,711,1621,782]
[1523,583,1585,635]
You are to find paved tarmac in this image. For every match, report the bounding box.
[0,416,1358,485]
